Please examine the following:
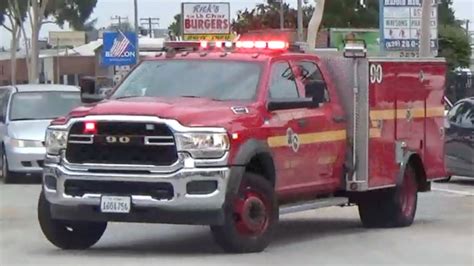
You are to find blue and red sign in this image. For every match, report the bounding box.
[102,31,137,66]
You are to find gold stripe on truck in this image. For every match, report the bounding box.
[267,129,346,148]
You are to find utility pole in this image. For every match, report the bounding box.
[111,15,129,30]
[140,17,160,38]
[419,0,432,57]
[277,0,284,30]
[297,0,304,42]
[134,0,139,64]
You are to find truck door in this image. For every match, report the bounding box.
[265,60,310,193]
[291,60,347,192]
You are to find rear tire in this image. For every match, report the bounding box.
[210,172,278,253]
[358,164,418,228]
[38,191,107,250]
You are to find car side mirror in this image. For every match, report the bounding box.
[304,80,326,107]
[267,98,318,111]
[80,77,104,104]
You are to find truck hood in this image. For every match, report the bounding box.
[69,97,260,129]
[8,120,52,141]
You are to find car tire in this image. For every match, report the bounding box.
[358,164,418,228]
[1,152,15,184]
[38,191,107,250]
[210,172,278,253]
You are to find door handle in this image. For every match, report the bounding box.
[297,119,308,128]
[332,115,346,123]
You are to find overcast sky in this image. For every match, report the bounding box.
[1,0,473,49]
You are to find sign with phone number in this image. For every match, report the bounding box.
[384,39,438,50]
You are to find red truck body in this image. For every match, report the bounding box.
[39,42,447,253]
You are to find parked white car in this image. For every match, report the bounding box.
[0,85,81,183]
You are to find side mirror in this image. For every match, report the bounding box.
[304,80,326,107]
[343,39,367,58]
[267,98,317,112]
[79,77,103,104]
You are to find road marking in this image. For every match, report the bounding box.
[432,188,474,196]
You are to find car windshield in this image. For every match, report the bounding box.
[112,60,262,101]
[9,91,81,121]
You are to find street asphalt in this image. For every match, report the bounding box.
[0,176,473,266]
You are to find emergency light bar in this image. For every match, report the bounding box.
[164,40,291,52]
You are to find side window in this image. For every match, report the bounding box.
[295,61,329,104]
[459,103,474,128]
[269,62,299,99]
[0,89,10,122]
[448,102,468,125]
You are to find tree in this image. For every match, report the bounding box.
[321,0,378,28]
[231,0,378,35]
[24,0,98,83]
[438,0,457,26]
[75,17,97,31]
[168,14,181,37]
[0,0,28,85]
[437,0,471,69]
[439,25,471,69]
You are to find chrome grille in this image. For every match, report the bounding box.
[65,121,178,166]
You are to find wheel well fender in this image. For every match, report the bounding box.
[397,152,430,192]
[231,139,276,187]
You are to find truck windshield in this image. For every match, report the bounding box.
[9,91,81,121]
[112,60,262,101]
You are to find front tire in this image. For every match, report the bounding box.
[358,164,418,228]
[38,191,107,250]
[211,172,278,253]
[1,152,14,184]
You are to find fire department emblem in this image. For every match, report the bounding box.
[419,70,425,82]
[287,128,300,153]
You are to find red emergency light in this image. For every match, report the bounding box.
[200,40,289,52]
[83,121,97,134]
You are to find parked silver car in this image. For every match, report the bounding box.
[0,85,81,183]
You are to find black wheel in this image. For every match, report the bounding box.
[435,176,452,183]
[38,191,107,250]
[358,164,418,228]
[210,172,278,253]
[1,151,15,184]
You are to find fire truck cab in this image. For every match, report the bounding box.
[38,40,447,253]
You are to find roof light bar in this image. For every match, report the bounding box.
[197,40,290,52]
[267,41,288,50]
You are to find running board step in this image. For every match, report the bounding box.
[280,197,349,215]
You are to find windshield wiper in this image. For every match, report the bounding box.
[10,118,46,121]
[114,95,142,100]
[179,95,224,101]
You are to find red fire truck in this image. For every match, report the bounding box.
[38,40,447,253]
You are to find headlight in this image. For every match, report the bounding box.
[175,133,229,159]
[10,139,44,148]
[45,129,68,155]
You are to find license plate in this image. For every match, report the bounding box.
[100,196,131,213]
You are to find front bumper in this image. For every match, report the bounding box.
[43,164,241,225]
[5,145,45,173]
